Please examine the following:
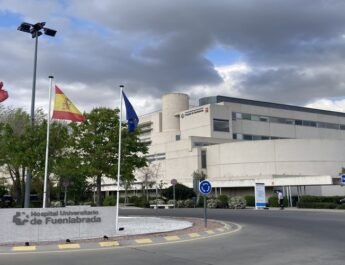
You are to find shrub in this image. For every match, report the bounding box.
[244,195,255,207]
[176,200,184,208]
[336,204,345,210]
[268,196,278,207]
[297,202,337,209]
[134,197,150,208]
[128,196,139,204]
[149,198,165,205]
[184,199,194,208]
[50,201,62,207]
[207,198,219,208]
[217,195,229,208]
[268,196,288,207]
[228,196,246,209]
[299,196,344,204]
[103,196,116,206]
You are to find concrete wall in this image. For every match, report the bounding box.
[206,139,345,185]
[0,206,117,244]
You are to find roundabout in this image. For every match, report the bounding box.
[0,208,344,265]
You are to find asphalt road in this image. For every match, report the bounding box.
[1,208,345,265]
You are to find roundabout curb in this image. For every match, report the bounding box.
[0,220,241,254]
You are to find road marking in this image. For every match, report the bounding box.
[217,228,225,232]
[58,244,80,249]
[99,241,119,247]
[188,233,200,238]
[12,246,36,252]
[0,222,242,255]
[164,236,180,241]
[135,238,152,244]
[205,230,215,235]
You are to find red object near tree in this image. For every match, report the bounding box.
[0,81,9,103]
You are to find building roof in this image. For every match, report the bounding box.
[199,96,345,118]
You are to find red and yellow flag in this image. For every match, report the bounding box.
[52,85,85,122]
[0,81,9,103]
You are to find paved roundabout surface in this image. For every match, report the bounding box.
[0,208,344,265]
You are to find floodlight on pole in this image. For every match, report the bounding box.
[17,21,57,208]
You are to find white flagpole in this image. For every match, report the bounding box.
[115,85,123,231]
[43,76,54,208]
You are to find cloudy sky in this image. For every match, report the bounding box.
[1,0,345,116]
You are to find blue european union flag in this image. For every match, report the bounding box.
[122,91,139,132]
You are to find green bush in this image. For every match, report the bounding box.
[134,196,150,208]
[103,196,116,206]
[217,195,229,208]
[228,196,246,209]
[297,202,337,209]
[244,195,255,207]
[268,196,278,207]
[128,196,139,204]
[336,204,345,210]
[207,198,219,208]
[184,199,194,208]
[299,196,344,204]
[268,196,288,207]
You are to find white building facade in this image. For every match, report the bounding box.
[132,93,345,197]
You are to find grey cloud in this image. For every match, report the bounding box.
[2,0,345,114]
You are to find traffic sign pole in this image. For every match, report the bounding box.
[204,196,207,228]
[199,180,212,228]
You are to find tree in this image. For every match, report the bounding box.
[162,183,196,200]
[69,107,147,206]
[138,163,162,200]
[0,106,70,207]
[192,170,207,203]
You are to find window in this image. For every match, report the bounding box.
[242,113,251,120]
[176,135,181,141]
[201,150,207,169]
[302,121,317,127]
[295,120,303,125]
[213,119,229,132]
[243,134,252,140]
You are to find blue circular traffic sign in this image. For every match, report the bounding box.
[199,180,212,195]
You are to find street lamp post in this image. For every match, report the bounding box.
[17,22,57,208]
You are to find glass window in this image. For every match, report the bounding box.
[243,134,252,140]
[201,150,207,169]
[236,113,242,119]
[302,121,317,127]
[295,120,302,125]
[340,125,345,130]
[176,135,181,141]
[213,119,229,132]
[242,113,251,120]
[232,112,237,120]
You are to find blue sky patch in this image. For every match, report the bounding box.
[206,46,242,66]
[0,10,22,28]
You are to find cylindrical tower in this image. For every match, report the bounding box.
[162,93,189,132]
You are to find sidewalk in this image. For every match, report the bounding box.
[250,206,345,213]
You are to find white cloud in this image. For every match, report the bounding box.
[305,98,345,113]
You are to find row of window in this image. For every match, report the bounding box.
[233,133,286,141]
[232,112,345,130]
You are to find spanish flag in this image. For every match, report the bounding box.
[52,85,85,122]
[0,81,9,103]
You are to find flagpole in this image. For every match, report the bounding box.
[43,76,54,208]
[115,85,123,231]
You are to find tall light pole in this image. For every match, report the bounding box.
[17,22,57,208]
